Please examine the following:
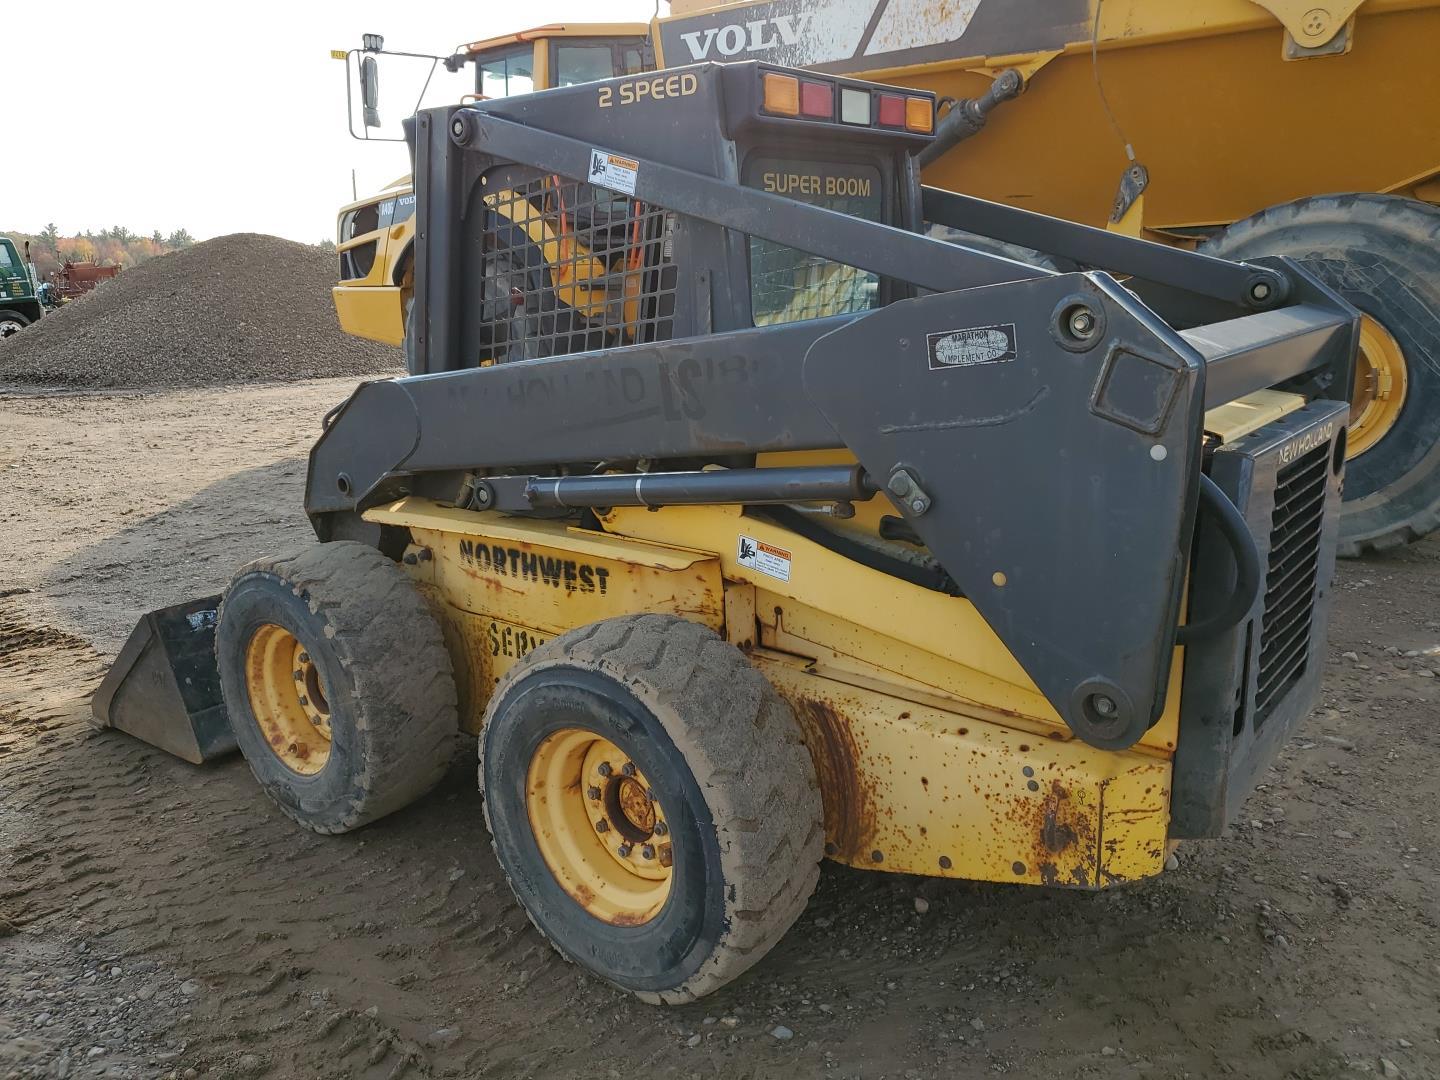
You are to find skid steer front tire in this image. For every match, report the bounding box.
[216,541,458,834]
[480,614,823,1003]
[1201,194,1440,555]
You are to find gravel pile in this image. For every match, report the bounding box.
[0,233,402,389]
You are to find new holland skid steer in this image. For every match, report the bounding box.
[96,60,1359,1003]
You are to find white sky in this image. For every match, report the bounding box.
[3,1,662,244]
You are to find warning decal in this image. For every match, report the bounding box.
[589,149,639,196]
[737,535,792,581]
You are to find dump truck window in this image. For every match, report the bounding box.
[555,46,618,87]
[478,48,534,99]
[0,244,17,273]
[744,159,883,326]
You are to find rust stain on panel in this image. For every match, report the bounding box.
[789,696,877,863]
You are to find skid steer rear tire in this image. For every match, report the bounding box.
[1201,194,1440,556]
[480,614,823,1003]
[216,541,458,834]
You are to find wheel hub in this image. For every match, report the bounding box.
[1347,313,1409,459]
[526,730,673,925]
[244,623,333,775]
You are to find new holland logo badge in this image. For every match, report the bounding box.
[926,323,1017,371]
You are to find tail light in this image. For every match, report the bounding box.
[759,69,934,137]
[762,73,800,116]
[800,80,834,120]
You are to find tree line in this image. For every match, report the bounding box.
[6,224,197,279]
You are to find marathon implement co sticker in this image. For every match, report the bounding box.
[927,322,1017,371]
[589,149,639,196]
[737,535,792,582]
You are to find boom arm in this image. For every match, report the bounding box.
[306,67,1358,750]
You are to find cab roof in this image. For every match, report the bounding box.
[462,23,649,56]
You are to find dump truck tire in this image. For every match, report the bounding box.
[216,541,458,834]
[479,613,823,1003]
[1201,194,1440,556]
[0,310,31,338]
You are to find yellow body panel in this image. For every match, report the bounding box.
[332,285,404,347]
[756,654,1169,884]
[364,497,1178,888]
[365,499,724,732]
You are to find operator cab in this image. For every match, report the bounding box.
[333,26,653,347]
[466,25,653,100]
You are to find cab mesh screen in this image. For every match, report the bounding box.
[476,173,676,363]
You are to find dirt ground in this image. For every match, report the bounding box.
[2,382,1438,1080]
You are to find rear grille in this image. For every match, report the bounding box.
[1254,443,1329,723]
[476,173,676,363]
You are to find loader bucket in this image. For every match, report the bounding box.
[91,596,236,765]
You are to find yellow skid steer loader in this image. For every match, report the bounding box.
[96,59,1358,1003]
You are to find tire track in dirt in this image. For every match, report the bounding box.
[3,382,1439,1078]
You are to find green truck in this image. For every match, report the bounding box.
[0,237,43,337]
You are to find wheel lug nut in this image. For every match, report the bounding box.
[621,762,636,777]
[298,696,309,706]
[646,788,657,802]
[597,762,612,777]
[641,845,655,860]
[293,671,304,681]
[587,786,602,801]
[595,818,609,833]
[299,653,310,664]
[617,843,632,857]
[653,821,668,836]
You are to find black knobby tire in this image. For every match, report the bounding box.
[216,541,458,833]
[480,614,824,1003]
[1201,194,1440,555]
[0,309,31,338]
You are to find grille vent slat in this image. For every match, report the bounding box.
[1253,443,1330,725]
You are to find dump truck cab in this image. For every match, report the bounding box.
[0,236,43,337]
[333,25,651,348]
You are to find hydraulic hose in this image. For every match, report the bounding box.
[1175,474,1262,645]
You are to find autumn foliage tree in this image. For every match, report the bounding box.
[2,225,199,277]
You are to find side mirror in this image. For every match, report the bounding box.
[361,56,381,128]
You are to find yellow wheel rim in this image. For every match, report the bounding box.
[1347,314,1409,459]
[244,624,333,775]
[525,730,673,926]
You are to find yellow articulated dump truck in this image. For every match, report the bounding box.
[336,1,1440,557]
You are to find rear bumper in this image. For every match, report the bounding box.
[333,284,405,347]
[1170,399,1348,837]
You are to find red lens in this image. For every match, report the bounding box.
[877,93,905,127]
[800,80,834,119]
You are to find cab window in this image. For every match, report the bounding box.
[477,47,535,98]
[555,46,617,87]
[0,244,18,273]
